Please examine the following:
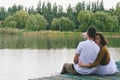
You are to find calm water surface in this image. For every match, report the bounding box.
[0,48,120,80]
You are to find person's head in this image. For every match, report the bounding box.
[87,27,96,38]
[94,33,108,46]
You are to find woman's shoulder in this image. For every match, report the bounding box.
[101,46,107,48]
[101,46,109,52]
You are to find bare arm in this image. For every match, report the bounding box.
[78,60,90,67]
[73,54,80,64]
[78,47,105,68]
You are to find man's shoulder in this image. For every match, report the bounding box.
[78,41,86,46]
[79,40,95,45]
[79,40,87,44]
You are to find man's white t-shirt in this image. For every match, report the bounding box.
[74,40,100,74]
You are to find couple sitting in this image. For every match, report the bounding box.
[61,27,119,75]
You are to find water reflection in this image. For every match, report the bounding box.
[0,34,120,49]
[0,33,83,49]
[0,48,120,80]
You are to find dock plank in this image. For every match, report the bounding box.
[29,61,120,80]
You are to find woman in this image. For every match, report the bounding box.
[78,33,119,75]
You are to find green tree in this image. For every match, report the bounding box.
[66,4,78,29]
[4,16,14,27]
[58,5,63,13]
[77,10,93,31]
[50,18,59,31]
[25,14,48,31]
[44,2,55,30]
[114,7,120,25]
[0,7,6,20]
[8,21,17,28]
[86,2,91,10]
[28,6,35,14]
[57,5,67,19]
[46,2,52,14]
[76,2,84,14]
[36,1,42,14]
[91,11,118,32]
[6,5,23,16]
[51,17,75,31]
[41,2,46,15]
[52,3,58,17]
[116,2,120,8]
[12,4,17,13]
[7,7,13,16]
[91,2,97,12]
[13,10,28,29]
[104,15,119,32]
[17,5,24,11]
[112,7,120,32]
[59,17,75,31]
[112,16,119,30]
[66,4,74,20]
[92,11,106,31]
[0,23,2,28]
[99,0,104,11]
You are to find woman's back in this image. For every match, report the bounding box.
[100,46,110,65]
[89,46,110,68]
[92,46,118,75]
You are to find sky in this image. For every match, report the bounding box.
[0,0,120,11]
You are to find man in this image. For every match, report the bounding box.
[60,27,100,75]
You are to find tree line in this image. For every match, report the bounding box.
[0,0,120,32]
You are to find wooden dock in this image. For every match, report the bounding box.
[29,61,120,80]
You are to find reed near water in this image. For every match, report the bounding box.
[0,31,120,49]
[23,31,84,49]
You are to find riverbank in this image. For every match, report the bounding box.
[0,27,120,37]
[0,28,120,48]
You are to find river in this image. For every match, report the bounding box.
[0,48,120,80]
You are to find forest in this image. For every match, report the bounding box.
[0,0,120,32]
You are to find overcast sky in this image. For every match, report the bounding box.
[0,0,120,11]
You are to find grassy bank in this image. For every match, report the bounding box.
[23,31,83,49]
[0,29,119,48]
[104,32,120,38]
[23,31,120,48]
[0,28,24,35]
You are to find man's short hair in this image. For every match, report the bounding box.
[87,27,96,38]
